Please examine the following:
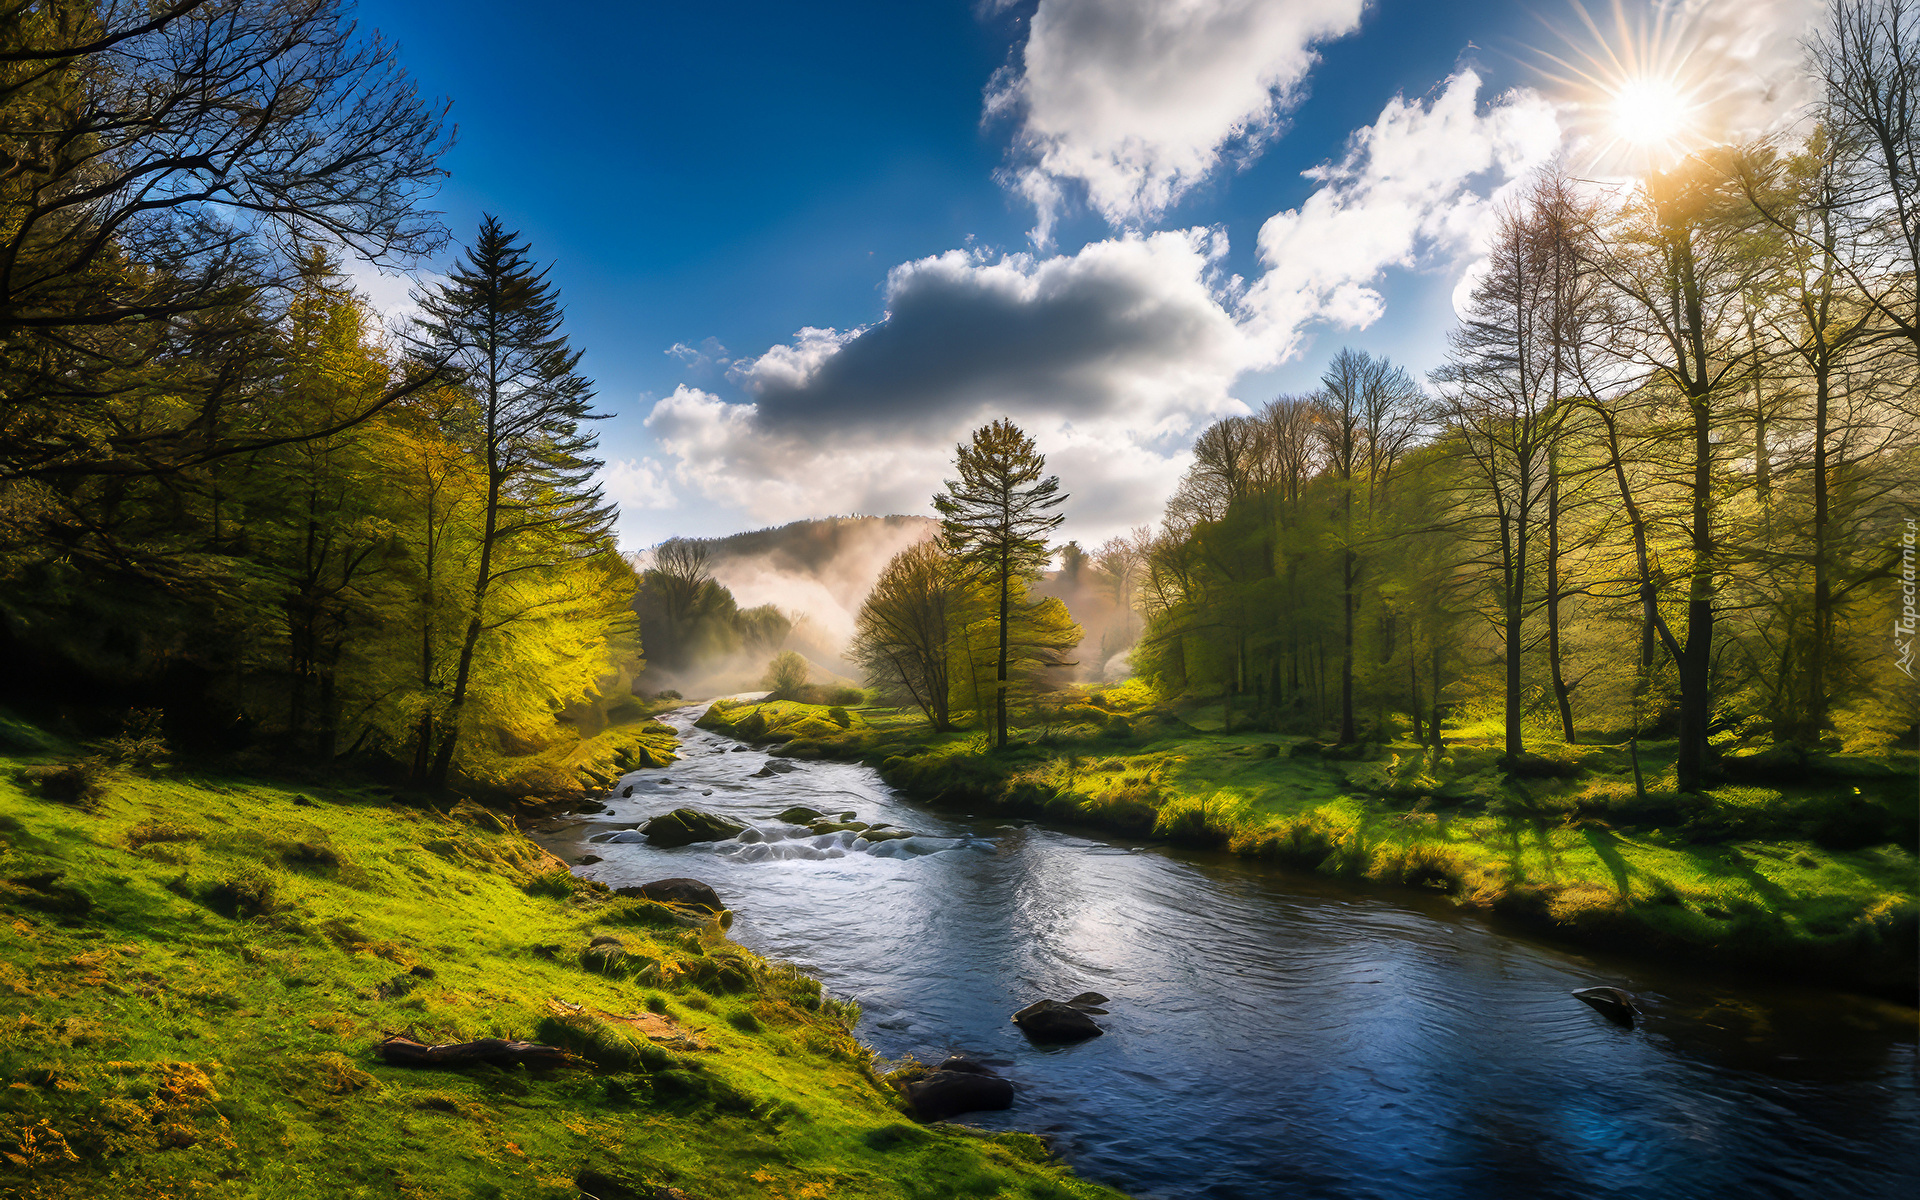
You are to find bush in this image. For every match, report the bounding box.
[762,651,810,700]
[826,686,865,706]
[93,708,171,772]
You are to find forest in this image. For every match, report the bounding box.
[1,2,1917,1199]
[0,2,646,800]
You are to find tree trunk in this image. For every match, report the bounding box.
[1674,390,1715,794]
[995,544,1010,750]
[1339,545,1356,743]
[1807,346,1833,742]
[1546,436,1576,743]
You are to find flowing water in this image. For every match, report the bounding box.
[533,707,1920,1200]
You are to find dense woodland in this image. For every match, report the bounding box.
[852,2,1920,790]
[1123,130,1919,784]
[0,2,639,794]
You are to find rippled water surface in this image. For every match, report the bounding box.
[534,708,1920,1200]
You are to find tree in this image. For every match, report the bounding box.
[0,0,450,483]
[851,540,957,729]
[413,217,616,792]
[1433,184,1581,760]
[762,650,809,700]
[933,419,1067,749]
[1317,349,1425,743]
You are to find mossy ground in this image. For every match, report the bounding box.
[0,721,1126,1200]
[699,687,1919,1001]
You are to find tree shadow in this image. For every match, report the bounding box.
[1582,826,1632,896]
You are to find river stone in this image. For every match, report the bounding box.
[641,807,746,847]
[935,1055,997,1075]
[770,805,825,822]
[1572,986,1640,1026]
[1012,999,1103,1042]
[810,820,868,835]
[616,877,724,913]
[862,828,914,842]
[903,1070,1014,1122]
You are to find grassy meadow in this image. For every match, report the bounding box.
[699,686,1919,1001]
[0,717,1123,1200]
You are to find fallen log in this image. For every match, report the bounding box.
[375,1033,574,1070]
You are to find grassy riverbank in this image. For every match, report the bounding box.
[0,718,1125,1200]
[698,689,1919,1002]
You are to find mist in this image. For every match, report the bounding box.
[631,515,937,699]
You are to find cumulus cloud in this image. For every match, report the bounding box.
[990,0,1368,235]
[643,230,1262,541]
[1245,71,1562,353]
[602,456,679,515]
[638,73,1579,543]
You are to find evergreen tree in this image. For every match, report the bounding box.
[934,419,1067,749]
[413,217,617,792]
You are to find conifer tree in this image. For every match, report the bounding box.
[934,419,1067,748]
[413,217,615,792]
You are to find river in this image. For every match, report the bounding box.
[532,707,1920,1200]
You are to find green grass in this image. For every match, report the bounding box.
[700,694,1919,1001]
[0,729,1127,1200]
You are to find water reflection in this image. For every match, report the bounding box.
[535,708,1920,1200]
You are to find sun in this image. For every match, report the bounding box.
[1609,76,1692,148]
[1527,1,1727,175]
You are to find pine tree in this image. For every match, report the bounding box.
[413,217,615,792]
[934,419,1067,749]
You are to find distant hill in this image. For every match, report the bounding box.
[699,515,938,648]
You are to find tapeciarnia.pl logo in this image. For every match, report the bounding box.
[1899,518,1917,678]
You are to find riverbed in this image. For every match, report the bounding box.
[533,707,1920,1200]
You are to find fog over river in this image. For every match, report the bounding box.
[534,707,1920,1200]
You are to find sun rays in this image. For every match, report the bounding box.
[1529,0,1731,174]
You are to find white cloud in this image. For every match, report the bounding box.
[601,457,679,548]
[990,0,1368,235]
[1244,70,1563,354]
[642,231,1260,543]
[637,74,1577,544]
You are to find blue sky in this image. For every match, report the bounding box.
[351,0,1817,549]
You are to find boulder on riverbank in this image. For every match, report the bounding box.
[903,1059,1014,1121]
[1012,996,1106,1042]
[641,808,746,847]
[617,877,723,913]
[1571,986,1639,1026]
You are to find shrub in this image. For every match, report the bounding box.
[762,651,809,700]
[93,708,171,772]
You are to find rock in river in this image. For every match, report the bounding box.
[1012,999,1104,1042]
[769,805,825,823]
[617,877,724,913]
[641,808,746,848]
[1572,986,1640,1026]
[904,1065,1015,1121]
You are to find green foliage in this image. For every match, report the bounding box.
[0,732,1122,1200]
[763,650,810,700]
